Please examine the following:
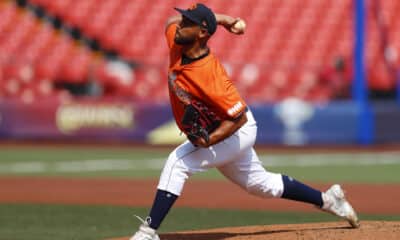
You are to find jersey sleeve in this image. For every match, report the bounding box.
[209,68,247,119]
[165,23,177,49]
[214,82,247,119]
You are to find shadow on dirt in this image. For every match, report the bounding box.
[160,226,351,240]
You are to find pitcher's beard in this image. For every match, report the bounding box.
[174,35,196,45]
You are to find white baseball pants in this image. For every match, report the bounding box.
[157,111,284,199]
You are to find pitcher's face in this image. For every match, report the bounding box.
[174,16,202,45]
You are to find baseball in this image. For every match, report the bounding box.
[232,19,246,34]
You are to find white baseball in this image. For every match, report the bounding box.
[233,19,246,33]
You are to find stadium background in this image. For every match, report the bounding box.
[0,0,400,239]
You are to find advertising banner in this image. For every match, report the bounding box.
[0,98,399,145]
[373,102,400,143]
[252,99,359,145]
[0,98,173,141]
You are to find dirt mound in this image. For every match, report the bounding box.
[111,221,400,240]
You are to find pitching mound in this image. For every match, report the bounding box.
[110,221,400,240]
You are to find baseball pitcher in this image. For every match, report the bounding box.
[131,3,359,240]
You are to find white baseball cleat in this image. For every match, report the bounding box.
[130,216,160,240]
[322,184,360,228]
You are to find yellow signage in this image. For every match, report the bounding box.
[56,104,134,133]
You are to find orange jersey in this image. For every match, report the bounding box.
[166,24,247,132]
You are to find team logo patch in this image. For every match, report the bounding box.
[228,102,244,116]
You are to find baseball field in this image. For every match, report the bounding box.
[1,143,400,240]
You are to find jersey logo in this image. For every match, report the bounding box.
[227,102,244,116]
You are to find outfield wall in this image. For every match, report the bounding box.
[0,98,399,145]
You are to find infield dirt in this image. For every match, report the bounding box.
[110,221,400,240]
[1,177,400,214]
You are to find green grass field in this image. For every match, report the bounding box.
[1,145,400,240]
[1,146,400,183]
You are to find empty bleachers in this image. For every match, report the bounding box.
[0,0,102,103]
[1,0,400,103]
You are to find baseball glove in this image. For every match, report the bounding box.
[181,99,221,143]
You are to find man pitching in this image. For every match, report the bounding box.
[131,3,359,240]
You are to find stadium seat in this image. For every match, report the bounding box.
[0,1,100,102]
[1,0,399,102]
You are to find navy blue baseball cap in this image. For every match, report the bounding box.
[174,3,217,35]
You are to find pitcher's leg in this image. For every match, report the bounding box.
[157,141,199,196]
[143,112,257,232]
[218,148,323,207]
[149,131,253,230]
[218,152,359,227]
[158,130,255,196]
[147,141,201,230]
[218,148,284,198]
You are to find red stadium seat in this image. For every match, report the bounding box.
[1,0,400,102]
[0,1,103,102]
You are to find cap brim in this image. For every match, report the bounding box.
[174,7,202,26]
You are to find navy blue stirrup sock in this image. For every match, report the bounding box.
[147,189,178,230]
[281,175,323,208]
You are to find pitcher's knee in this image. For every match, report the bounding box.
[165,152,192,179]
[246,173,284,198]
[158,153,192,196]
